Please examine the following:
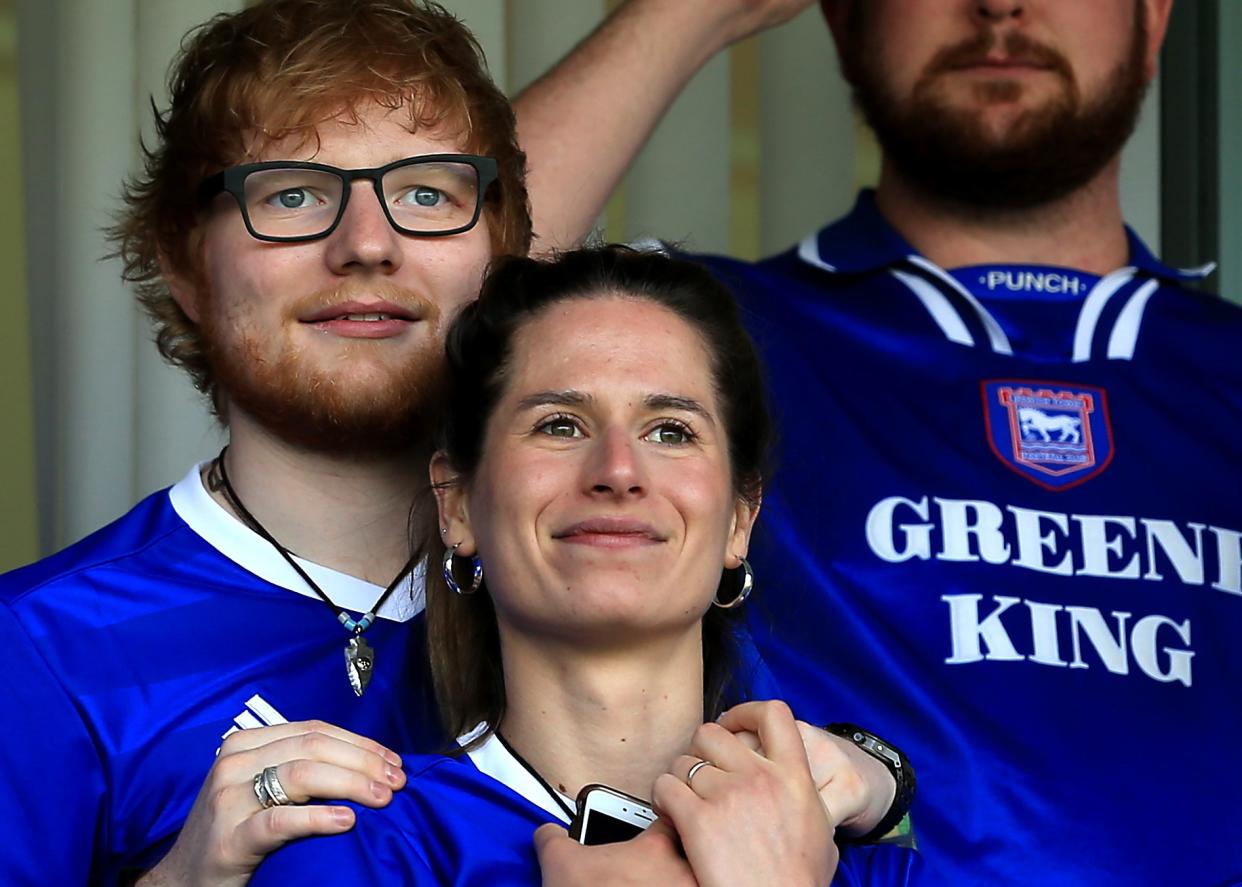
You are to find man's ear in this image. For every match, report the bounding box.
[1142,0,1174,83]
[159,248,203,323]
[724,493,761,570]
[430,451,477,556]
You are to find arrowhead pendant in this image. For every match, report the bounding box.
[345,635,375,697]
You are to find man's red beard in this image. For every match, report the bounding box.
[201,283,448,457]
[847,7,1149,211]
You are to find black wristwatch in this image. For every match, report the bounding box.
[824,723,917,844]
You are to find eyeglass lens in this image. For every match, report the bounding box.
[241,161,482,238]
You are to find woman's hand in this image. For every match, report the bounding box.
[719,707,897,838]
[136,721,405,887]
[653,700,837,887]
[534,820,698,887]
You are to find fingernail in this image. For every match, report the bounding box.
[331,806,354,826]
[370,780,389,800]
[383,750,402,766]
[386,766,402,787]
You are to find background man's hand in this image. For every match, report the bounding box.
[137,721,405,887]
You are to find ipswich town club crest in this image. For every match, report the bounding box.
[981,380,1114,491]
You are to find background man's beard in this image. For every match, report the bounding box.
[850,16,1149,211]
[204,324,446,458]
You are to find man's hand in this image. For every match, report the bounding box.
[654,701,838,887]
[534,820,698,887]
[718,705,897,838]
[136,721,405,887]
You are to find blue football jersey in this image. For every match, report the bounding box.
[685,192,1242,886]
[249,727,923,886]
[0,466,440,886]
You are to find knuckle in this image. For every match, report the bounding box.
[212,752,251,784]
[300,731,330,757]
[207,785,234,818]
[285,758,315,788]
[764,699,794,722]
[263,805,298,839]
[694,721,725,743]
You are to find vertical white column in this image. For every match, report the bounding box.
[130,0,237,502]
[16,0,60,554]
[52,0,139,546]
[756,6,854,256]
[0,6,39,570]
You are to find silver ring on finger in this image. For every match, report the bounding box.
[686,759,713,783]
[252,771,276,809]
[261,765,293,806]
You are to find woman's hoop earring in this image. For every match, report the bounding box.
[442,543,484,595]
[713,558,754,609]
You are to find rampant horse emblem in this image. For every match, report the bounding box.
[982,380,1114,491]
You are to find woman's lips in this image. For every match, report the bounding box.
[552,518,666,547]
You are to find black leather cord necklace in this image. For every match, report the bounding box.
[210,446,417,696]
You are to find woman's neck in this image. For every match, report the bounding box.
[496,631,707,802]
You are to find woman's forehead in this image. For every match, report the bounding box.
[507,296,717,396]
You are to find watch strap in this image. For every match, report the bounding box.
[825,722,917,845]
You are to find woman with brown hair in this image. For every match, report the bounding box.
[250,246,920,885]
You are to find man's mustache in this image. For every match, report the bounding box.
[292,283,441,324]
[924,29,1074,84]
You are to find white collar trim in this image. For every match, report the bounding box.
[460,723,575,825]
[167,462,424,621]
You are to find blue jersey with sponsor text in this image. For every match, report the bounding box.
[249,730,924,886]
[692,192,1242,886]
[0,467,440,886]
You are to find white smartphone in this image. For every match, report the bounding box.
[568,783,658,845]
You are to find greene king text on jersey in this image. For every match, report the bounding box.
[866,494,1240,687]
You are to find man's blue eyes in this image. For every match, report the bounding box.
[406,186,445,207]
[273,188,316,208]
[264,186,445,211]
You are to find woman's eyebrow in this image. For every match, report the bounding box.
[645,394,711,421]
[515,390,711,421]
[515,389,592,410]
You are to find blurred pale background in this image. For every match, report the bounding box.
[3,0,1238,568]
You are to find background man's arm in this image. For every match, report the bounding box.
[514,0,816,253]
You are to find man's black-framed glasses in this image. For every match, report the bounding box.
[199,154,498,243]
